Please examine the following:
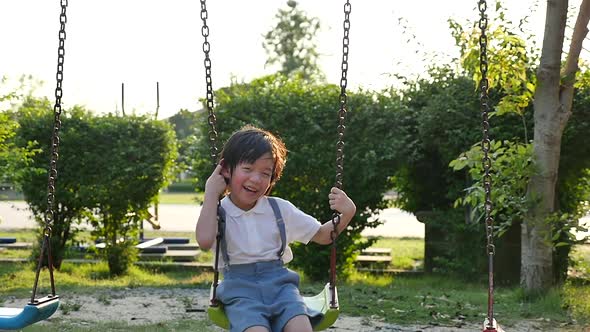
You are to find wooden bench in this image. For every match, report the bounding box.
[362,248,392,255]
[95,237,165,250]
[136,237,164,249]
[355,247,392,265]
[0,238,17,244]
[161,238,190,245]
[94,238,201,260]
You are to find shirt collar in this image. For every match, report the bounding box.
[221,195,268,217]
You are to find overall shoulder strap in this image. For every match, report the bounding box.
[267,197,287,258]
[217,205,230,265]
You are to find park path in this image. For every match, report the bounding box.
[2,201,589,240]
[0,201,426,238]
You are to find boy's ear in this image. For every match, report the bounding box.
[220,164,230,183]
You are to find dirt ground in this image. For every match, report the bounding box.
[4,287,588,332]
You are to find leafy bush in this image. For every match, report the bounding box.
[167,179,196,193]
[451,140,589,282]
[0,81,38,190]
[106,242,138,276]
[450,140,535,235]
[15,99,177,273]
[192,74,402,280]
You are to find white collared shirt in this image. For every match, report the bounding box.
[215,195,321,265]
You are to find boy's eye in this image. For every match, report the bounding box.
[263,173,272,178]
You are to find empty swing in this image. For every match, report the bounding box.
[198,0,352,330]
[0,0,67,329]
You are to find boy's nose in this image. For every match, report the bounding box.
[250,173,262,183]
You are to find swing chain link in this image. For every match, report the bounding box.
[331,0,351,242]
[328,2,351,308]
[32,0,67,303]
[200,0,219,166]
[335,0,351,192]
[478,0,494,260]
[45,0,68,232]
[200,0,223,307]
[478,0,496,329]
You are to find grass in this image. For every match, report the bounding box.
[370,237,423,270]
[337,273,571,326]
[2,241,590,329]
[0,262,213,298]
[573,244,590,265]
[564,278,590,322]
[1,260,588,330]
[21,319,219,331]
[0,229,37,242]
[157,192,203,205]
[0,248,29,258]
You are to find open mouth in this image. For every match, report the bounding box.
[244,186,258,194]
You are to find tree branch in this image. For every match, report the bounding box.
[539,0,569,77]
[563,0,590,81]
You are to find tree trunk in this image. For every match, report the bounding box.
[522,0,590,291]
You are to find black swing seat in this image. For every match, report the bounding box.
[0,295,60,330]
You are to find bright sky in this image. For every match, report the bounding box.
[0,0,577,120]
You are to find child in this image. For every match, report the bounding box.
[196,125,356,332]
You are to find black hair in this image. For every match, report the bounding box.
[220,125,287,193]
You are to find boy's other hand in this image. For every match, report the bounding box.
[328,187,356,218]
[205,162,228,199]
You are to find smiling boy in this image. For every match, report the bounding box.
[196,125,356,332]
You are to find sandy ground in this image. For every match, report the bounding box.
[3,288,586,332]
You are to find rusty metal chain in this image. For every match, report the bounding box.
[200,0,224,308]
[200,0,218,167]
[32,0,68,303]
[334,0,351,192]
[329,0,351,309]
[330,0,351,239]
[45,0,67,234]
[478,0,496,328]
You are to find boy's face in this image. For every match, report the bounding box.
[222,152,274,211]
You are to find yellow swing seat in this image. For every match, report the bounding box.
[208,283,339,331]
